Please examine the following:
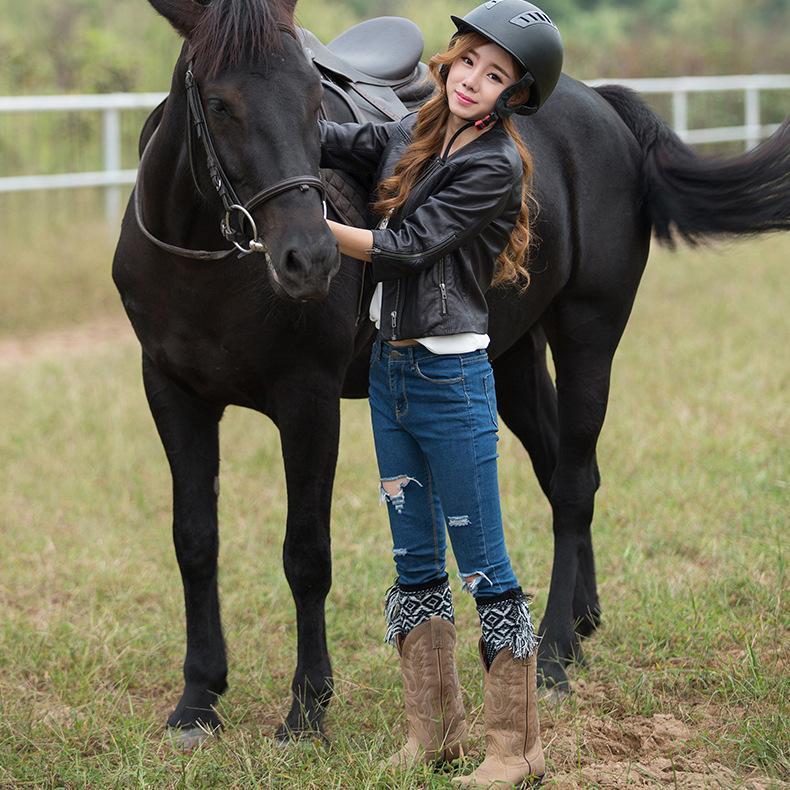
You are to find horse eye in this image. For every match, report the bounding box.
[207,98,230,117]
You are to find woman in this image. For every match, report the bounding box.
[319,1,563,785]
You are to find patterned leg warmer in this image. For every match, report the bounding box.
[477,588,539,667]
[384,575,454,646]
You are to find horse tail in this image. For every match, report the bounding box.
[594,84,790,247]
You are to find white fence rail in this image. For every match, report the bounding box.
[0,92,167,220]
[1,75,788,222]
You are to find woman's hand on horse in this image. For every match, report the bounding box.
[325,219,373,262]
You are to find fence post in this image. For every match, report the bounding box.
[102,107,121,226]
[672,89,688,142]
[744,87,760,151]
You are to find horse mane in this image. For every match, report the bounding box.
[189,0,295,77]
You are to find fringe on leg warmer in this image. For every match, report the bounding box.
[477,589,539,666]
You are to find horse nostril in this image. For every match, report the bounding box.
[283,248,308,276]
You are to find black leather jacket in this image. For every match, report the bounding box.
[319,113,522,340]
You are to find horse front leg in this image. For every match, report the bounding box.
[272,379,339,741]
[142,354,227,744]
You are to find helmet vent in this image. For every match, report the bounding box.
[509,10,556,28]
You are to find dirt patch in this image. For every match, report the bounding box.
[0,315,134,368]
[543,709,783,787]
[538,684,787,788]
[547,756,779,788]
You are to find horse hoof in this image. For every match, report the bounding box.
[167,724,218,750]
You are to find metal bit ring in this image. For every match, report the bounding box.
[223,204,265,255]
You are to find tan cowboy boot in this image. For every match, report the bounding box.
[390,617,468,767]
[453,640,545,787]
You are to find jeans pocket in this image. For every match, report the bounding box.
[483,370,499,429]
[413,356,464,384]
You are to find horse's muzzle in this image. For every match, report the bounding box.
[267,243,340,302]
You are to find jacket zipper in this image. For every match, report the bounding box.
[390,280,401,339]
[438,258,448,315]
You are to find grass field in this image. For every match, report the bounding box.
[0,223,787,787]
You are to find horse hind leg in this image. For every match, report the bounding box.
[493,325,604,688]
[573,531,602,642]
[493,325,559,499]
[142,355,227,746]
[537,304,623,695]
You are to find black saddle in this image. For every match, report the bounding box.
[299,16,435,124]
[327,16,424,83]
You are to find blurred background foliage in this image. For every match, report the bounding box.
[0,0,788,95]
[0,0,786,251]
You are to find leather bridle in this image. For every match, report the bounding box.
[134,25,327,262]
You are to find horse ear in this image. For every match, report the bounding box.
[148,0,207,38]
[280,0,297,20]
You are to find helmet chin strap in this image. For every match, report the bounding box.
[441,112,499,161]
[474,113,499,129]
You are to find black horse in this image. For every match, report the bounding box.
[113,0,790,743]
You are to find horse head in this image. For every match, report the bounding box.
[149,0,340,301]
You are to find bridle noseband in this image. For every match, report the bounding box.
[135,26,327,262]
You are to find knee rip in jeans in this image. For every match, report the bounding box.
[459,570,493,594]
[379,475,423,515]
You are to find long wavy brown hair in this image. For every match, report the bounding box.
[371,32,536,289]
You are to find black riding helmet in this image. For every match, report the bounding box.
[446,0,563,119]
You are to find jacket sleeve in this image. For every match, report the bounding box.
[318,119,399,176]
[367,154,521,282]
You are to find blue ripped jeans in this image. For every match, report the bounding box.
[369,337,520,599]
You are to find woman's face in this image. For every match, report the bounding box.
[445,41,519,121]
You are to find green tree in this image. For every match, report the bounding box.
[0,0,787,94]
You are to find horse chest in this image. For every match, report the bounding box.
[120,281,276,408]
